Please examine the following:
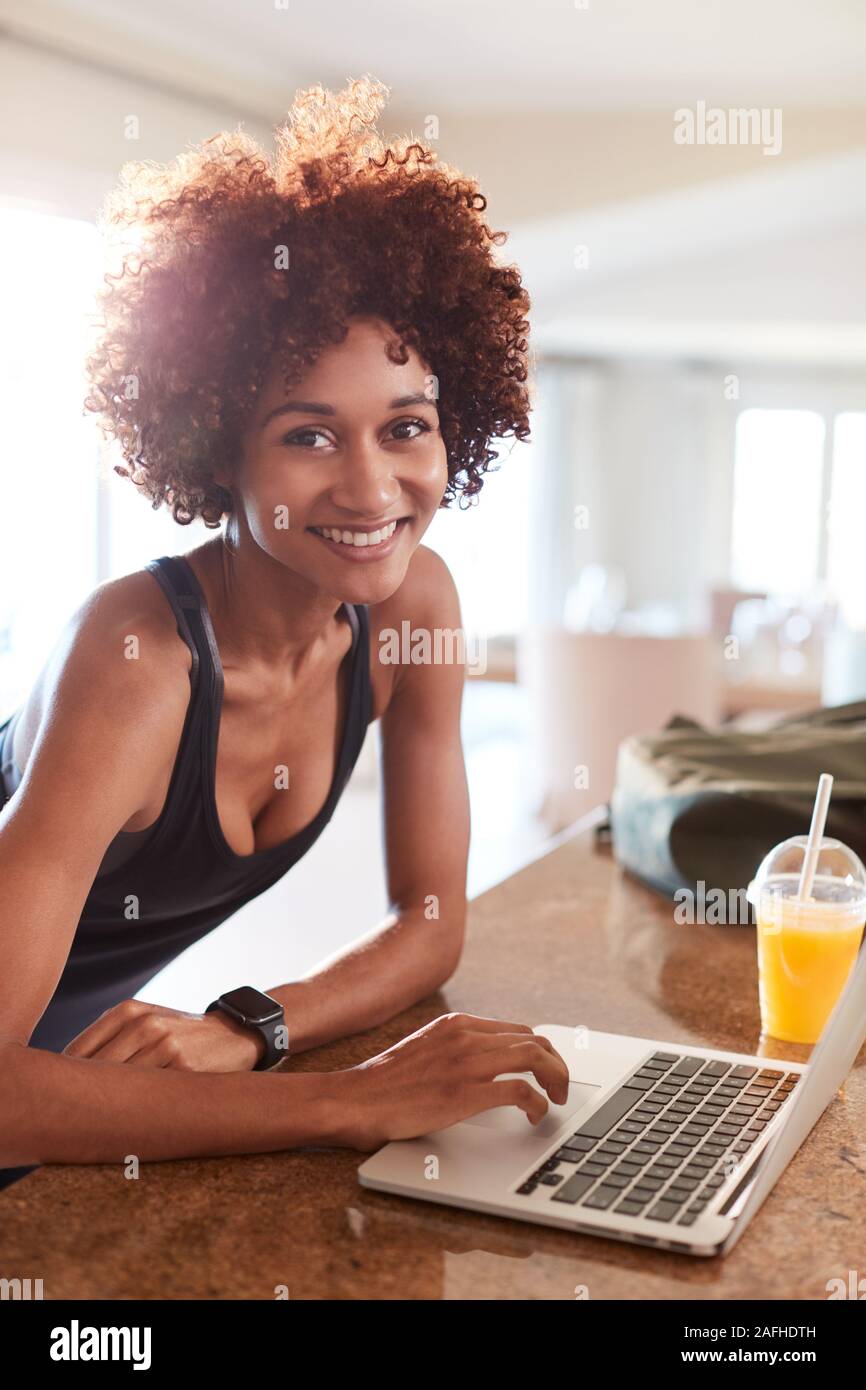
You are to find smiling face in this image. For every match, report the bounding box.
[230,316,449,604]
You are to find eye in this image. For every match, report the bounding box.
[389,417,432,441]
[280,427,332,450]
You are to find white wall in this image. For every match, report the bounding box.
[528,355,866,630]
[0,37,272,221]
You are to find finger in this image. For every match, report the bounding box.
[445,1013,536,1036]
[86,1012,174,1065]
[465,1040,571,1102]
[82,1027,156,1064]
[525,1033,571,1102]
[460,1031,570,1103]
[62,1000,155,1058]
[472,1078,550,1126]
[123,1037,181,1069]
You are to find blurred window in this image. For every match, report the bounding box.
[0,208,101,714]
[827,412,866,628]
[424,448,531,640]
[730,408,825,597]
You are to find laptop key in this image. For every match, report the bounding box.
[551,1171,598,1204]
[646,1200,681,1221]
[614,1198,646,1215]
[575,1161,606,1177]
[538,1172,563,1185]
[664,1187,691,1204]
[572,1084,647,1139]
[632,1178,664,1193]
[611,1161,642,1177]
[517,1181,537,1194]
[581,1185,621,1209]
[563,1134,597,1151]
[670,1056,705,1077]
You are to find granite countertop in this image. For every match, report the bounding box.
[2,819,864,1300]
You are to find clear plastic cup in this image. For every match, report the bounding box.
[747,835,866,1044]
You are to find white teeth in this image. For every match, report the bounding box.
[313,520,398,547]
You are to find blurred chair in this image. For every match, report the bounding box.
[517,629,721,833]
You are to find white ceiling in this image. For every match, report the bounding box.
[3,0,865,364]
[518,148,866,362]
[5,0,866,117]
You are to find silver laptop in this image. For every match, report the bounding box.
[358,936,866,1257]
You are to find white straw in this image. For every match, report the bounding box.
[797,772,834,902]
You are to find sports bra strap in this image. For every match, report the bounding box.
[143,555,218,812]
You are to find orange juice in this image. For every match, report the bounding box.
[748,836,866,1046]
[756,898,865,1044]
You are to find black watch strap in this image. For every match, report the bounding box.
[206,987,286,1071]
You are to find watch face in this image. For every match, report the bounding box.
[221,986,282,1025]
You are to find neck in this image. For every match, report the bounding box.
[185,524,346,677]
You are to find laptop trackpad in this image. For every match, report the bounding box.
[463,1078,601,1138]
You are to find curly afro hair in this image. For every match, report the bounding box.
[84,76,532,527]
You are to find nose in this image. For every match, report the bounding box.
[328,436,402,517]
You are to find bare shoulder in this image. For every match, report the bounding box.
[11,565,192,777]
[367,543,464,721]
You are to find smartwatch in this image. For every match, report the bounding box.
[206,986,286,1071]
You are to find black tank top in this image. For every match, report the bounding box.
[0,553,373,1054]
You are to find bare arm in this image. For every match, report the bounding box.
[264,547,470,1053]
[0,580,342,1166]
[1,568,565,1166]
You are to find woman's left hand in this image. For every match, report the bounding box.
[61,999,265,1072]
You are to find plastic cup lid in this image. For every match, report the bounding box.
[747,835,866,915]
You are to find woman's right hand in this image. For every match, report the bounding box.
[332,1012,571,1149]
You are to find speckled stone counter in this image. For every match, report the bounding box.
[2,818,864,1300]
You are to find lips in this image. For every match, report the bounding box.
[306,516,409,561]
[310,519,399,548]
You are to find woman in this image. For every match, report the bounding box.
[0,78,569,1187]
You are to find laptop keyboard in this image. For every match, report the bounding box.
[516,1052,801,1227]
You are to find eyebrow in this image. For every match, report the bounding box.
[261,391,436,429]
